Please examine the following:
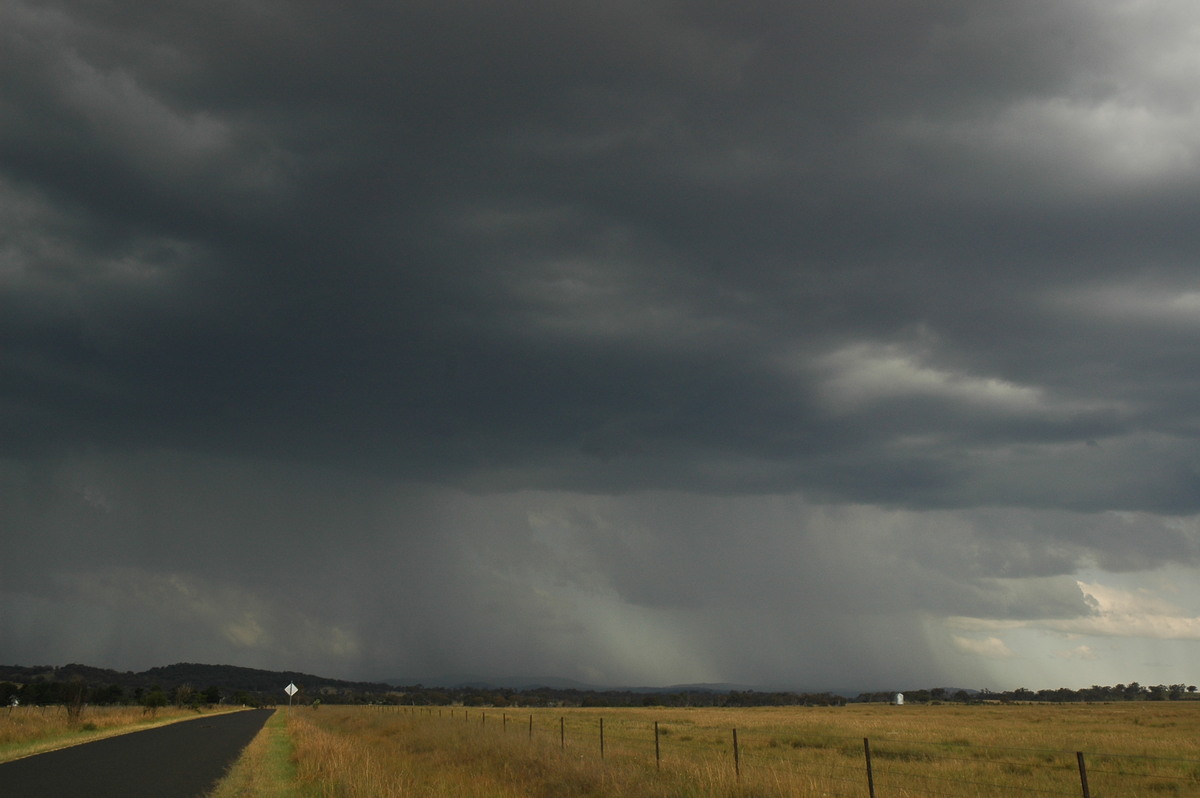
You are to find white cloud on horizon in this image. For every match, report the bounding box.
[1054,644,1099,661]
[946,578,1200,643]
[951,635,1016,659]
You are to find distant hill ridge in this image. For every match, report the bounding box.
[0,662,858,705]
[0,662,392,695]
[6,663,1184,706]
[0,663,825,695]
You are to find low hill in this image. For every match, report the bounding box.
[0,662,393,700]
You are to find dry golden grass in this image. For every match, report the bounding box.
[286,705,759,797]
[208,709,305,798]
[0,703,241,764]
[279,702,1200,797]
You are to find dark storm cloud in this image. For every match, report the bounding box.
[5,0,1193,509]
[5,0,1200,685]
[0,4,1166,474]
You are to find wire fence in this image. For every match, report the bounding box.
[374,705,1200,797]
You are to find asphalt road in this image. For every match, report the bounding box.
[0,708,273,798]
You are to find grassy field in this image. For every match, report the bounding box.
[209,701,1200,797]
[0,703,242,764]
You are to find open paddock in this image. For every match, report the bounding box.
[281,701,1200,797]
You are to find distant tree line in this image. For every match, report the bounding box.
[0,662,393,709]
[854,683,1198,704]
[2,663,1196,710]
[0,679,245,710]
[1,678,848,709]
[972,683,1198,703]
[381,683,1199,708]
[379,686,849,708]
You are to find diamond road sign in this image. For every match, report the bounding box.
[285,682,298,696]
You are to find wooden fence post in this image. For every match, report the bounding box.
[733,728,740,779]
[655,721,661,770]
[1077,752,1091,798]
[864,738,876,798]
[600,717,605,759]
[560,716,565,750]
[528,714,533,740]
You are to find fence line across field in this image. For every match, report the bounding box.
[370,704,1200,796]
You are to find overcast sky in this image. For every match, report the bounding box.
[4,0,1200,692]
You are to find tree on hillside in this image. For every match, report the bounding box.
[0,682,19,705]
[142,688,168,716]
[64,678,87,723]
[172,684,196,707]
[232,690,260,707]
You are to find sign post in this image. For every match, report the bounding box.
[285,682,298,713]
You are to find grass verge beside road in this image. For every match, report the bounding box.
[208,709,303,798]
